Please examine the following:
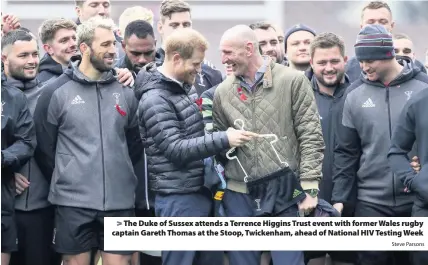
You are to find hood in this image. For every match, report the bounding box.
[142,70,192,94]
[64,59,117,85]
[39,53,64,76]
[361,58,421,87]
[3,73,40,92]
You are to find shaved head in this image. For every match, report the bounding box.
[220,25,259,49]
[220,25,263,78]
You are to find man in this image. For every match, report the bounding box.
[116,20,157,76]
[74,0,124,59]
[249,22,284,64]
[37,19,78,83]
[38,18,135,86]
[333,24,427,265]
[284,24,316,71]
[155,0,223,96]
[346,1,426,83]
[213,25,324,265]
[115,18,160,265]
[393,33,427,73]
[138,28,257,265]
[1,29,61,265]
[304,33,355,265]
[388,88,428,265]
[1,71,36,265]
[118,6,154,34]
[33,17,143,265]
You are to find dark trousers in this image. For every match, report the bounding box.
[155,191,224,265]
[355,200,412,265]
[10,207,62,265]
[410,204,428,265]
[222,189,304,265]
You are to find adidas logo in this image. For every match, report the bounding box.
[71,95,85,105]
[362,98,375,108]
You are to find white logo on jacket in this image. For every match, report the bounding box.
[71,95,85,105]
[113,93,121,106]
[362,98,376,108]
[197,72,205,87]
[405,91,413,100]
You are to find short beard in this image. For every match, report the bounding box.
[9,64,38,81]
[89,49,114,72]
[317,71,345,88]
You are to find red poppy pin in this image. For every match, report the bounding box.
[237,87,247,101]
[195,98,203,111]
[113,93,127,117]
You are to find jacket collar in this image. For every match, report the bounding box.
[232,56,274,90]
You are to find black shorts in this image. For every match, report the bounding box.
[53,206,135,255]
[1,214,18,253]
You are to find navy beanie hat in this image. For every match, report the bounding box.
[284,24,316,53]
[355,24,395,61]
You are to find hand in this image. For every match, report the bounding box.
[298,193,318,216]
[2,14,21,35]
[15,173,30,195]
[226,127,258,147]
[115,68,134,87]
[333,203,344,214]
[411,156,420,173]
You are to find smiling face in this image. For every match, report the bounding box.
[311,46,347,88]
[76,0,111,22]
[45,28,78,65]
[253,27,283,63]
[2,39,39,80]
[84,27,117,72]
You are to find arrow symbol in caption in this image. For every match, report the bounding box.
[117,221,122,226]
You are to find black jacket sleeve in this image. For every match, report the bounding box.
[1,93,36,171]
[331,92,361,204]
[33,84,60,182]
[387,99,417,189]
[124,89,143,165]
[139,93,230,165]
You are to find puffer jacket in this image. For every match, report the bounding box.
[137,70,230,194]
[213,58,325,193]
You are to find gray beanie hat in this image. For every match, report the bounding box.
[354,24,395,61]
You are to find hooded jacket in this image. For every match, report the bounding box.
[5,76,50,211]
[1,73,36,216]
[37,54,64,84]
[346,56,427,83]
[333,60,428,207]
[305,68,350,203]
[388,88,428,208]
[33,61,143,211]
[137,70,230,194]
[155,48,223,96]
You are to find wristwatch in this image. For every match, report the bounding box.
[305,189,319,198]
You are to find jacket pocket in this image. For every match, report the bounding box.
[55,153,75,185]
